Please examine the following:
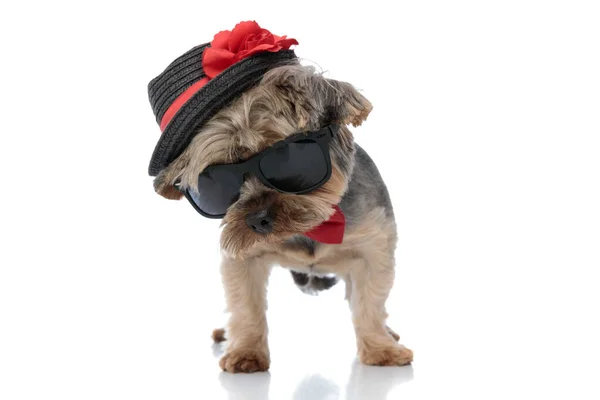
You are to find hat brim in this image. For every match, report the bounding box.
[148,50,297,176]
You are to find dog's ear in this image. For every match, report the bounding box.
[263,65,372,129]
[153,169,183,200]
[317,77,373,127]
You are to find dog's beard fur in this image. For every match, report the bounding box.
[220,166,346,258]
[153,62,372,258]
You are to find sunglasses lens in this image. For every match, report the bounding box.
[259,139,328,192]
[187,167,242,217]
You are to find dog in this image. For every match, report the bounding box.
[152,61,414,373]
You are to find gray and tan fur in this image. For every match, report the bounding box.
[154,62,413,373]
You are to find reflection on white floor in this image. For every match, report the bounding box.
[214,342,414,400]
[217,360,414,400]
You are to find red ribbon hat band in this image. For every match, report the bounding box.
[159,77,209,131]
[149,21,345,244]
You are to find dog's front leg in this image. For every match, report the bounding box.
[348,256,413,366]
[218,256,271,373]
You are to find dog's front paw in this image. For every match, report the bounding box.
[359,343,413,366]
[219,348,270,373]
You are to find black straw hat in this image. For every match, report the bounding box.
[147,21,298,176]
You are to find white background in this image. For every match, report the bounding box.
[1,1,599,399]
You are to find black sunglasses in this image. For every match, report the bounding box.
[180,125,337,219]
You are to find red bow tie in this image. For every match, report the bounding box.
[304,205,346,244]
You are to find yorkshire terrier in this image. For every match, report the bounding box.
[149,22,412,373]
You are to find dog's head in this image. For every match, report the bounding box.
[153,63,372,258]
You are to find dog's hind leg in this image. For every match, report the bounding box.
[386,326,401,342]
[212,328,226,343]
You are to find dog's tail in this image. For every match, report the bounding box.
[290,271,339,295]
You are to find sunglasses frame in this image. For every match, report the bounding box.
[180,125,338,219]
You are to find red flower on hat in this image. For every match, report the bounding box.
[202,21,298,79]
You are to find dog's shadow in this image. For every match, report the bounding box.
[292,374,340,399]
[214,343,413,399]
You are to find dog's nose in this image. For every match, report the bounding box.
[246,209,274,234]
